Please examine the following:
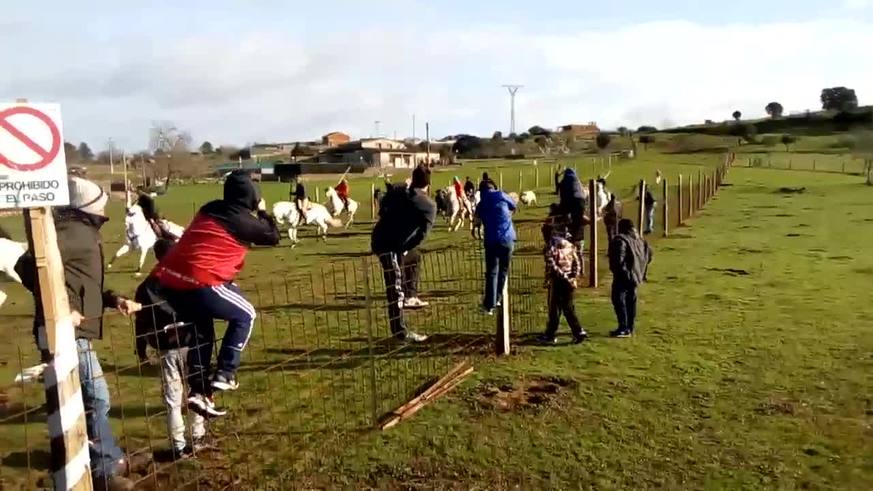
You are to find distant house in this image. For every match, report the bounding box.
[558,122,600,140]
[314,138,439,168]
[322,131,351,147]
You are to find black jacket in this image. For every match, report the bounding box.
[16,210,119,340]
[200,170,280,246]
[134,275,189,357]
[608,230,652,286]
[372,187,436,254]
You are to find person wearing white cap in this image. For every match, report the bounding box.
[15,176,150,490]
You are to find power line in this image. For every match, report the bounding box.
[502,84,523,134]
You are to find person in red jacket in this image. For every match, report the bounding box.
[335,178,350,211]
[154,170,279,417]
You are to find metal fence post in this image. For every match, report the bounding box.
[588,179,598,288]
[637,180,646,231]
[362,258,379,426]
[495,277,510,355]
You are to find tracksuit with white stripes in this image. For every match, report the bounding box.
[153,171,280,395]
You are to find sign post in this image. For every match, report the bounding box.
[1,101,91,489]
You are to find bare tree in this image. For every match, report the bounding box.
[149,121,193,156]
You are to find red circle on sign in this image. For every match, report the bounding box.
[0,106,62,171]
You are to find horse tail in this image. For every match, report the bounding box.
[326,216,343,228]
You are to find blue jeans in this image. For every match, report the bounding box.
[645,206,656,234]
[77,338,123,478]
[167,283,256,395]
[483,242,513,310]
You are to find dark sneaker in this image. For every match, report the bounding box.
[537,334,557,345]
[211,372,239,392]
[610,329,632,338]
[480,306,494,316]
[188,393,227,418]
[572,332,589,344]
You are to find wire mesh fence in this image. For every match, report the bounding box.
[1,158,732,489]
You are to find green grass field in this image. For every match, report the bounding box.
[1,153,871,488]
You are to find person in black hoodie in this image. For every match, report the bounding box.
[557,168,590,272]
[16,177,149,490]
[135,240,206,459]
[608,219,653,337]
[154,170,279,417]
[371,165,436,342]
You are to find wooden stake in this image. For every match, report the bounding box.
[518,170,523,191]
[588,179,598,288]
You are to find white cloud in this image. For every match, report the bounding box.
[2,16,872,150]
[844,0,873,10]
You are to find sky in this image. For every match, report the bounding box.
[2,0,873,152]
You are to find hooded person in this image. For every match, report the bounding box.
[557,168,590,268]
[371,165,436,342]
[475,178,516,313]
[154,169,280,418]
[15,176,149,489]
[608,219,653,337]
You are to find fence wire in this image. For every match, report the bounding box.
[1,160,730,489]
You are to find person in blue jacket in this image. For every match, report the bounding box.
[475,179,517,314]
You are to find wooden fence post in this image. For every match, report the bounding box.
[842,161,846,173]
[689,173,695,216]
[518,170,523,191]
[315,186,321,203]
[637,180,646,231]
[535,166,540,188]
[13,98,92,490]
[588,179,598,288]
[662,178,669,237]
[25,209,93,490]
[698,170,704,209]
[370,183,376,220]
[499,171,503,190]
[677,174,684,224]
[496,278,510,355]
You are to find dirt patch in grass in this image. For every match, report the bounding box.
[777,187,806,194]
[706,267,751,276]
[469,376,576,412]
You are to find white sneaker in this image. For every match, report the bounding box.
[403,297,429,309]
[480,306,494,316]
[404,331,429,343]
[187,394,226,418]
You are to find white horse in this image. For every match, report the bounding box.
[0,236,28,308]
[107,204,157,276]
[520,191,537,205]
[272,201,343,245]
[324,187,358,228]
[443,187,472,232]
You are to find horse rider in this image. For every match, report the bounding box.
[136,191,178,242]
[463,176,476,201]
[335,178,350,212]
[291,177,307,224]
[453,176,471,215]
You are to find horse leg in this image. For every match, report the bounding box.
[107,244,130,269]
[136,247,149,276]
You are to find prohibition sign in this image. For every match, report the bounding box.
[0,106,62,171]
